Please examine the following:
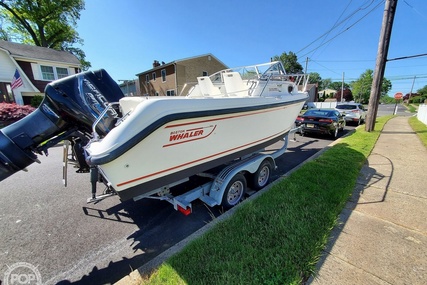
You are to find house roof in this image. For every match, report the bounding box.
[0,40,81,65]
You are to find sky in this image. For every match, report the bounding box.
[76,0,427,97]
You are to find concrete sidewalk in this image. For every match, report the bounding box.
[309,116,427,285]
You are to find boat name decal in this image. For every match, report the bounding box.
[170,129,204,141]
[164,125,216,147]
[269,86,281,92]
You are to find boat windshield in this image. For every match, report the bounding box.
[210,61,287,83]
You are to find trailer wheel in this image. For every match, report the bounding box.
[221,173,246,209]
[251,160,272,190]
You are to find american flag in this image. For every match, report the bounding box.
[11,69,23,90]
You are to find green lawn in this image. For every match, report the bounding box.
[141,115,395,285]
[409,116,427,148]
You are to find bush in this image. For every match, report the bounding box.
[0,103,36,124]
[30,95,44,107]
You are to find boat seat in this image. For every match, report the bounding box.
[186,85,203,97]
[197,76,222,97]
[119,97,146,115]
[223,72,249,97]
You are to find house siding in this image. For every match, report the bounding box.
[17,61,47,92]
[176,55,226,96]
[138,54,227,97]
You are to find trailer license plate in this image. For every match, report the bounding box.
[306,124,314,128]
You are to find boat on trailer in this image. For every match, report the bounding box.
[0,61,308,209]
[85,61,308,201]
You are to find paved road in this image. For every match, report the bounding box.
[0,104,403,284]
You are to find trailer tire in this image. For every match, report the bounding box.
[221,173,246,209]
[251,160,272,190]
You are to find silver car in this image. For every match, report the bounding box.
[335,103,366,125]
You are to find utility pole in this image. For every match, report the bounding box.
[365,0,398,132]
[409,75,416,103]
[341,72,344,102]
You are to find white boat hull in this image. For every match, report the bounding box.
[84,61,309,200]
[85,96,306,200]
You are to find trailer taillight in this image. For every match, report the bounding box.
[178,205,191,216]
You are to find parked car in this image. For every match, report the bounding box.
[335,102,366,125]
[295,109,345,138]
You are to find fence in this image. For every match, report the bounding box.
[313,102,337,109]
[417,104,427,125]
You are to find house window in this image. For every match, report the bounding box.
[152,72,156,81]
[166,90,175,96]
[41,66,55,80]
[40,65,69,80]
[146,74,149,82]
[56,67,69,78]
[161,69,166,82]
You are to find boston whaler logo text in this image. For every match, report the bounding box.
[170,128,203,141]
[164,125,216,147]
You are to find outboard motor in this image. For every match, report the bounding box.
[0,69,124,181]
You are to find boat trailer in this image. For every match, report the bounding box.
[63,127,301,215]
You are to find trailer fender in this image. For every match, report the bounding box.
[208,154,275,206]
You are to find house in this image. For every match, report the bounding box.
[0,40,81,105]
[318,88,337,100]
[299,83,318,102]
[118,79,140,96]
[136,54,227,97]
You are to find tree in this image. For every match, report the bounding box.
[308,72,321,86]
[334,88,354,102]
[351,69,391,104]
[0,17,8,40]
[272,51,304,74]
[322,78,332,90]
[417,85,427,97]
[329,81,350,91]
[0,0,90,70]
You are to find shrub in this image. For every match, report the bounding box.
[0,103,36,124]
[30,95,44,107]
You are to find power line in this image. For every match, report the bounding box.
[387,53,427,61]
[403,0,427,21]
[297,0,384,60]
[309,0,355,58]
[313,59,375,63]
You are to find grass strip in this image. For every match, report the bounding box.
[405,104,417,113]
[142,115,393,285]
[408,116,427,148]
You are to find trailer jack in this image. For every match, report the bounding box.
[87,167,117,203]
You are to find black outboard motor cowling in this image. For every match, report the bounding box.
[0,69,124,181]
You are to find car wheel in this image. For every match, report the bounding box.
[357,117,361,126]
[341,120,346,131]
